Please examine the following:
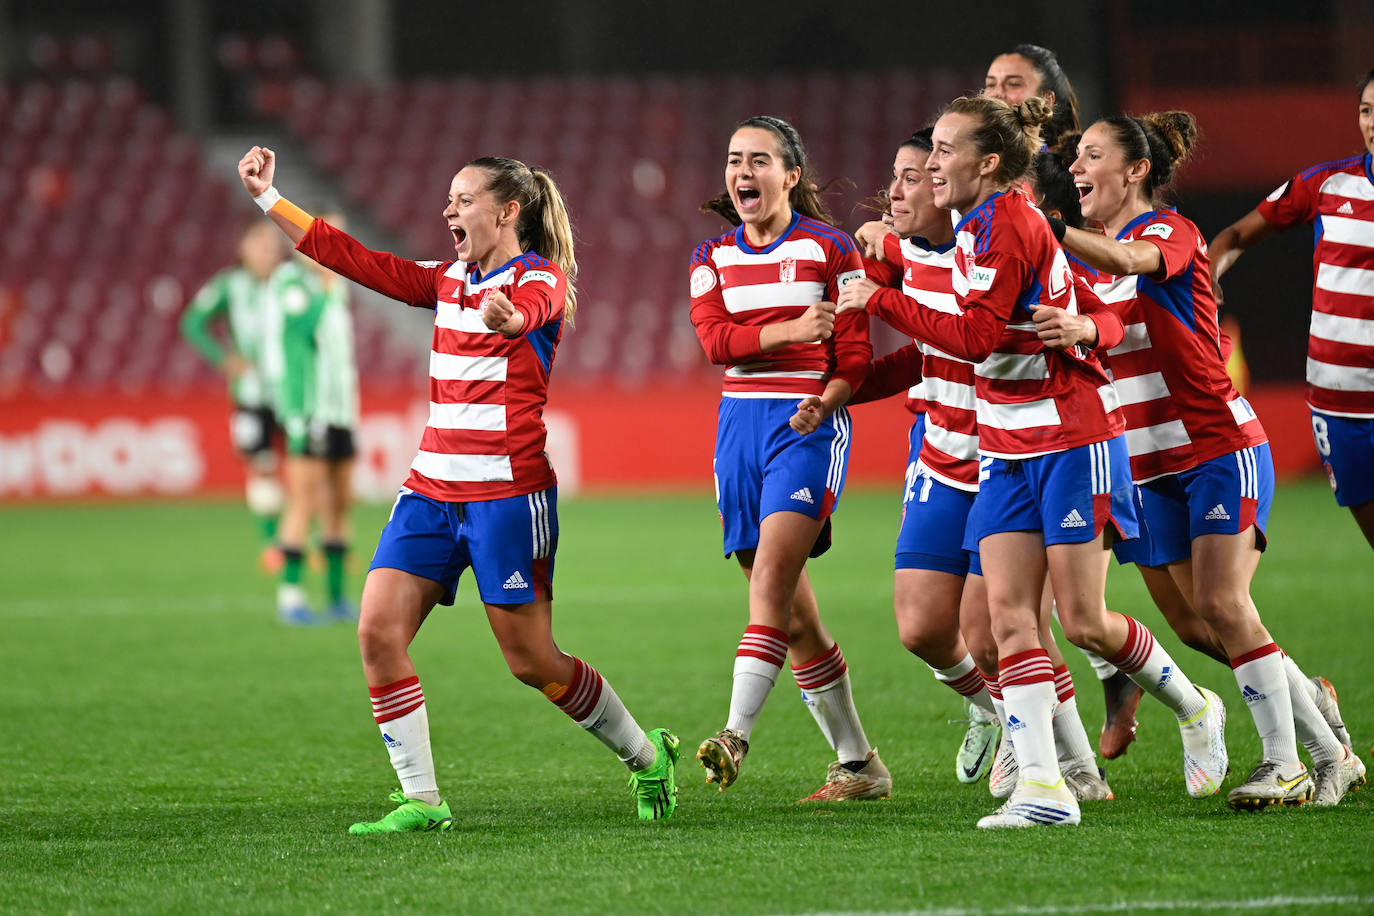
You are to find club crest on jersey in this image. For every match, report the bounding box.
[779,257,797,284]
[478,289,494,309]
[690,264,716,297]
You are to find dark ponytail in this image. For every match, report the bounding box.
[1099,110,1199,202]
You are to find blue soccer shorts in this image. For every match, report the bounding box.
[1113,443,1273,567]
[370,485,557,606]
[896,420,976,575]
[1310,409,1374,508]
[714,397,851,559]
[964,436,1138,551]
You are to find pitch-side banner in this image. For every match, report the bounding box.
[0,381,1319,501]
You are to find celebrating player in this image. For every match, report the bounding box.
[263,214,361,624]
[690,115,891,802]
[180,220,288,576]
[237,146,680,830]
[1210,70,1374,555]
[983,43,1080,150]
[839,96,1227,828]
[1055,110,1364,807]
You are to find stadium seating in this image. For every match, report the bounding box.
[0,71,971,394]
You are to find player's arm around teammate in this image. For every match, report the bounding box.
[1056,112,1362,808]
[238,147,681,829]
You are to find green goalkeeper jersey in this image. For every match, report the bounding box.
[179,267,275,410]
[263,260,359,443]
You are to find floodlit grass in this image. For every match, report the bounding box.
[3,480,1372,914]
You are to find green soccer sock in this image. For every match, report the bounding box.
[281,547,304,586]
[323,541,348,603]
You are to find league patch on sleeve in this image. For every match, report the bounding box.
[967,265,997,291]
[1265,181,1290,203]
[518,269,558,288]
[836,268,865,287]
[1141,223,1174,240]
[690,264,717,297]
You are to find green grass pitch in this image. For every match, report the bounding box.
[3,480,1372,914]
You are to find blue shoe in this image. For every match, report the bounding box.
[326,599,359,623]
[279,604,320,626]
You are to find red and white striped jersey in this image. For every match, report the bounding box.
[1092,209,1266,482]
[864,232,978,490]
[297,220,563,502]
[690,212,872,399]
[867,190,1123,459]
[1256,153,1374,417]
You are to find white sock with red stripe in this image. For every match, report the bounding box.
[726,624,789,741]
[984,672,1006,730]
[999,649,1060,786]
[1281,653,1342,766]
[1107,615,1206,721]
[1050,665,1097,769]
[930,653,996,718]
[1231,643,1299,765]
[794,643,871,763]
[369,675,439,805]
[550,655,655,771]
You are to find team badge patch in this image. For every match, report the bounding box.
[690,265,716,297]
[779,257,796,283]
[1141,223,1174,240]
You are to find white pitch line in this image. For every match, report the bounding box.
[780,897,1374,916]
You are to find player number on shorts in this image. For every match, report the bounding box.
[1311,415,1331,457]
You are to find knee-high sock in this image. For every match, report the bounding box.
[725,624,788,741]
[1107,615,1206,720]
[1051,665,1097,769]
[549,655,655,771]
[931,653,996,717]
[999,650,1060,786]
[794,643,871,763]
[370,676,439,804]
[1231,643,1299,766]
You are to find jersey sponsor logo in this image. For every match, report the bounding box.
[518,269,558,288]
[967,265,997,291]
[837,268,864,287]
[1337,201,1355,215]
[779,257,797,283]
[1141,223,1174,240]
[1265,181,1290,202]
[690,264,716,297]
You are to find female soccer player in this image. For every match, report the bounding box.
[839,96,1227,829]
[689,116,891,802]
[850,130,1112,803]
[1055,110,1364,807]
[264,216,361,624]
[1210,71,1374,554]
[237,146,680,830]
[983,43,1080,150]
[180,219,288,578]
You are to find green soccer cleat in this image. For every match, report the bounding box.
[630,727,680,821]
[348,790,453,835]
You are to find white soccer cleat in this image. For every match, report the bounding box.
[1311,747,1366,807]
[988,732,1019,799]
[1227,758,1314,810]
[977,778,1080,829]
[956,701,1000,784]
[1178,686,1228,798]
[798,749,892,802]
[1310,676,1353,750]
[1062,761,1114,802]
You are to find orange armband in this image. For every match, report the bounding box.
[252,187,315,232]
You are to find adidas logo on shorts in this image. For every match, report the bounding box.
[790,487,815,505]
[503,570,528,590]
[1060,508,1087,529]
[1337,201,1354,215]
[1204,503,1231,521]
